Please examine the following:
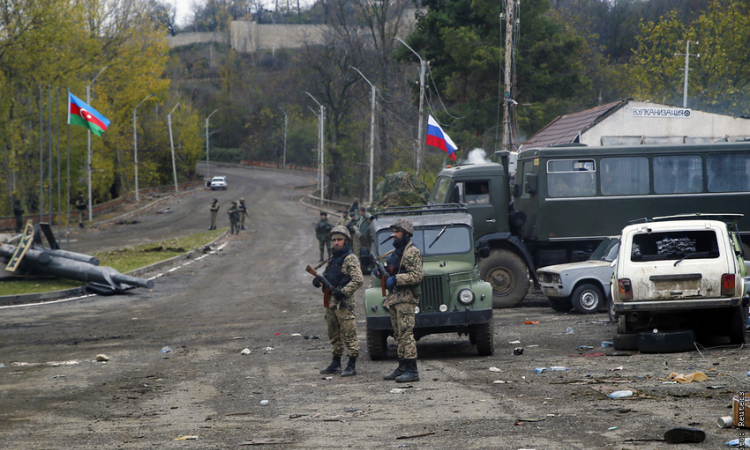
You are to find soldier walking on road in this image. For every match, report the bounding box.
[313,225,364,377]
[75,195,87,228]
[227,201,240,234]
[315,212,333,262]
[13,199,24,233]
[238,198,248,230]
[209,198,220,230]
[376,218,423,383]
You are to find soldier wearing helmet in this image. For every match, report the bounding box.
[375,218,423,382]
[227,201,240,234]
[314,211,333,261]
[313,224,364,377]
[208,198,220,230]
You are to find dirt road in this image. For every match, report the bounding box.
[0,167,748,449]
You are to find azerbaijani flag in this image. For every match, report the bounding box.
[426,115,457,161]
[68,92,110,137]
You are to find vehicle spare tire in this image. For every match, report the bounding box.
[613,333,638,351]
[637,330,696,353]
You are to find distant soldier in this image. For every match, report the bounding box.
[315,211,333,262]
[346,220,361,259]
[75,195,87,228]
[13,199,24,233]
[349,198,360,221]
[238,198,248,230]
[227,201,240,234]
[312,225,364,377]
[338,210,349,226]
[376,218,423,383]
[209,198,220,230]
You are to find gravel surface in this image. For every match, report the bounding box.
[1,167,748,449]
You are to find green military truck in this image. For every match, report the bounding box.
[361,204,494,360]
[429,142,750,308]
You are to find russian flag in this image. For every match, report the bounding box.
[426,115,457,161]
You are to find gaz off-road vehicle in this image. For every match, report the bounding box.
[360,204,494,360]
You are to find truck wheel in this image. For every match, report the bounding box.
[473,320,495,356]
[571,283,604,314]
[479,251,529,308]
[729,306,747,345]
[547,297,573,312]
[366,326,388,360]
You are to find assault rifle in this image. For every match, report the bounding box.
[305,265,355,316]
[365,248,403,303]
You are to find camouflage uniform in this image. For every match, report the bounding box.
[314,213,333,261]
[238,198,248,230]
[382,218,423,382]
[13,199,24,233]
[75,195,87,228]
[209,199,220,230]
[227,201,240,234]
[316,225,364,376]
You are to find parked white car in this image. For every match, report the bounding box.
[537,237,619,314]
[611,214,748,351]
[210,176,227,190]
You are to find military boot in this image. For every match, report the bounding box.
[395,359,419,383]
[383,358,406,380]
[341,357,357,377]
[320,355,342,374]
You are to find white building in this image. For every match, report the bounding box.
[520,100,750,149]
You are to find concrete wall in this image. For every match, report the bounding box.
[581,101,750,146]
[170,10,422,53]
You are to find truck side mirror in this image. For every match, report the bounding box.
[525,173,538,194]
[477,241,490,259]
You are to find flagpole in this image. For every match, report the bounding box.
[48,84,53,224]
[87,65,109,223]
[57,86,61,237]
[66,88,71,250]
[134,94,152,202]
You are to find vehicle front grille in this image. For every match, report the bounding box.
[538,272,556,283]
[419,275,447,313]
[449,272,472,285]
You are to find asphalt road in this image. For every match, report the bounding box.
[1,167,749,449]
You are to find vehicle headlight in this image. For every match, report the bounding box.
[458,288,475,305]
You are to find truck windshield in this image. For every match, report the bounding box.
[376,225,472,257]
[430,176,452,204]
[589,237,620,262]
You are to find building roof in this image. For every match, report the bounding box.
[520,101,626,149]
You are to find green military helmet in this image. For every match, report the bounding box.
[330,225,351,241]
[390,218,414,236]
[231,200,238,205]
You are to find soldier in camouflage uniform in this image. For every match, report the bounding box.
[238,198,248,230]
[227,201,240,234]
[314,212,333,262]
[312,225,364,377]
[375,218,423,382]
[209,198,220,230]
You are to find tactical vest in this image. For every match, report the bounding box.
[326,247,352,290]
[383,241,421,299]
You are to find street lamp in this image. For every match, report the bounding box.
[303,91,325,201]
[278,106,288,170]
[86,65,109,221]
[351,66,376,205]
[395,38,426,177]
[206,109,218,181]
[167,102,181,193]
[133,94,152,202]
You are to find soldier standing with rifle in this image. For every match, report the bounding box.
[238,198,248,230]
[375,218,423,383]
[227,201,240,234]
[311,225,363,377]
[209,198,220,230]
[314,211,333,262]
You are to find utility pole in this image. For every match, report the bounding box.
[351,67,376,205]
[206,109,218,180]
[279,107,288,170]
[675,40,699,108]
[304,91,325,201]
[167,102,181,193]
[396,38,426,177]
[133,94,152,202]
[86,65,108,222]
[501,0,515,152]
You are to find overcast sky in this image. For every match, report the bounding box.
[169,0,314,27]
